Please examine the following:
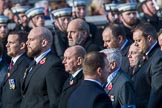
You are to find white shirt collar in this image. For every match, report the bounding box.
[0,57,2,62]
[72,68,82,78]
[34,49,51,64]
[120,39,128,50]
[107,67,120,85]
[146,41,157,56]
[12,53,24,65]
[84,78,102,87]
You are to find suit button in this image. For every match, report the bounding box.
[22,95,25,98]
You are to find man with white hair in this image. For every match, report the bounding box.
[101,48,136,108]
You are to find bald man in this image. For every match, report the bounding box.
[59,45,86,108]
[67,18,101,52]
[128,43,141,76]
[67,51,113,108]
[20,27,68,108]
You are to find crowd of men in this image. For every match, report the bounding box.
[0,0,162,108]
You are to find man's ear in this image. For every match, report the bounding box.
[109,61,117,70]
[96,67,102,76]
[147,35,152,42]
[76,57,83,65]
[42,39,48,47]
[13,15,18,23]
[118,35,124,44]
[20,42,26,50]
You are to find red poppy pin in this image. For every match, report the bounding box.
[69,80,74,85]
[40,58,46,64]
[7,72,10,78]
[142,56,146,62]
[107,83,113,91]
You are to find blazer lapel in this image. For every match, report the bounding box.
[4,56,24,83]
[63,70,83,91]
[23,63,41,93]
[107,71,121,94]
[22,54,49,93]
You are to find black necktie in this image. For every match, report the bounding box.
[70,75,74,81]
[27,60,36,72]
[23,60,36,89]
[69,75,74,85]
[23,60,36,79]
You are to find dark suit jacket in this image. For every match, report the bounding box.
[1,54,31,108]
[0,59,8,107]
[67,80,113,108]
[13,25,31,33]
[140,13,162,32]
[132,44,162,108]
[83,37,102,53]
[120,39,131,74]
[52,27,68,60]
[58,70,83,108]
[120,39,131,57]
[0,59,8,88]
[20,52,68,108]
[147,50,162,108]
[121,56,130,75]
[105,70,135,108]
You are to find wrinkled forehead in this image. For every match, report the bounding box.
[68,21,80,31]
[121,10,137,15]
[130,44,139,51]
[28,29,43,37]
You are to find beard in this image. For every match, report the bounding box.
[126,19,137,26]
[27,47,42,57]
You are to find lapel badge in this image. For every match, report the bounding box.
[107,82,113,91]
[142,56,147,62]
[9,79,16,90]
[40,58,46,64]
[69,80,74,85]
[109,95,115,102]
[23,69,28,79]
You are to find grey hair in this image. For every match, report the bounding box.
[100,48,122,67]
[72,18,90,33]
[79,20,90,33]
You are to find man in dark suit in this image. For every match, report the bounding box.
[102,24,131,74]
[20,27,68,108]
[132,23,162,108]
[68,51,113,108]
[0,39,8,107]
[1,31,31,108]
[67,18,101,52]
[59,45,86,108]
[101,48,136,108]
